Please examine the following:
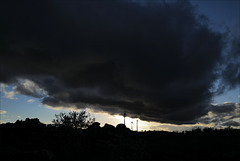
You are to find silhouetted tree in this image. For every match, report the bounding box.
[52,110,95,129]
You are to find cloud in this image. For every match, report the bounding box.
[0,110,7,114]
[44,104,78,111]
[27,99,35,103]
[1,84,17,100]
[3,91,17,100]
[149,122,214,132]
[219,30,240,92]
[15,79,47,98]
[198,102,240,127]
[0,0,233,124]
[221,121,240,127]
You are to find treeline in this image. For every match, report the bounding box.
[1,118,240,161]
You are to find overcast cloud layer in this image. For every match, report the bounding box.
[0,0,238,124]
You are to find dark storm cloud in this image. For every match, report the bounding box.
[0,0,226,124]
[221,36,240,90]
[210,102,236,115]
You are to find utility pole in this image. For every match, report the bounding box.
[136,120,138,132]
[0,83,2,124]
[123,112,126,125]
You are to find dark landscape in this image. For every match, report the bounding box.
[1,117,240,161]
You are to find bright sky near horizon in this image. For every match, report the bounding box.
[0,0,239,131]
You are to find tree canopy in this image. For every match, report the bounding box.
[52,110,95,129]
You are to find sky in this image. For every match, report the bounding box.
[0,0,239,131]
